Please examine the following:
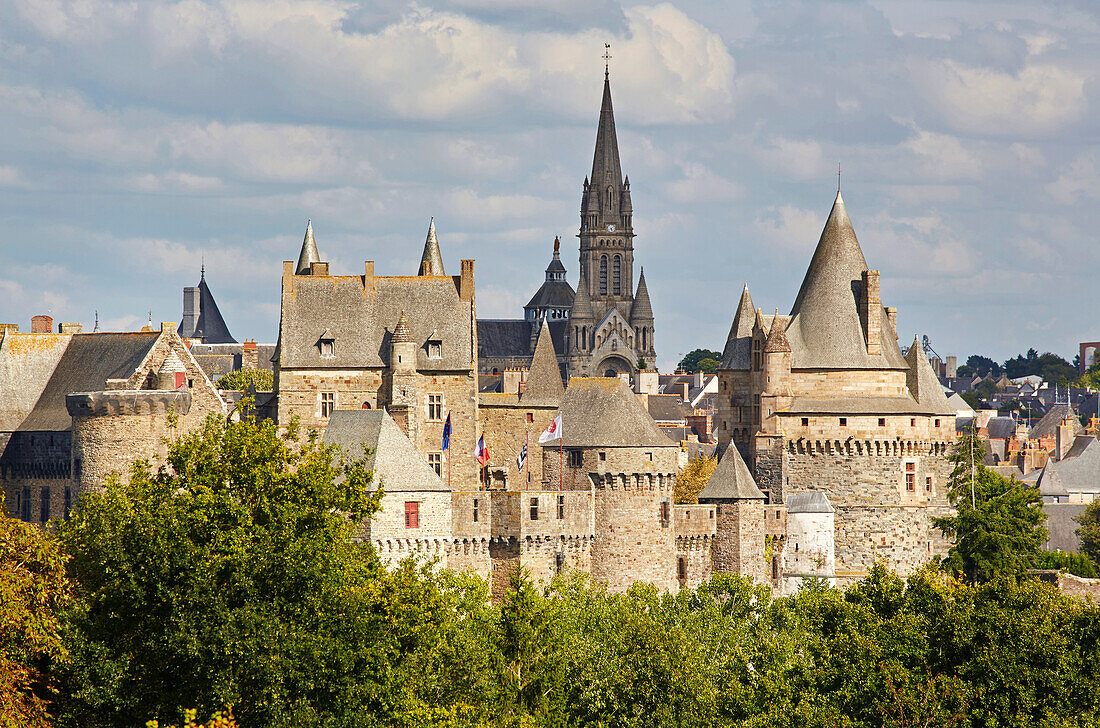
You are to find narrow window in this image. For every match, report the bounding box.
[645,452,653,462]
[320,338,335,358]
[473,498,479,522]
[428,394,443,421]
[427,340,442,358]
[678,557,687,581]
[22,487,31,522]
[568,450,582,467]
[40,487,50,523]
[839,418,847,426]
[613,255,621,296]
[905,462,916,492]
[599,451,606,462]
[910,418,916,427]
[660,501,670,526]
[428,452,442,476]
[404,501,419,528]
[526,413,533,423]
[530,497,539,521]
[935,419,941,427]
[599,255,608,296]
[320,392,335,418]
[925,477,933,493]
[878,418,886,427]
[557,495,565,520]
[801,417,809,426]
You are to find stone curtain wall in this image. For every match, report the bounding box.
[368,491,453,568]
[0,431,72,522]
[478,397,556,488]
[276,369,384,431]
[675,504,716,590]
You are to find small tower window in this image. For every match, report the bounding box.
[599,255,608,296]
[613,255,621,296]
[319,337,335,358]
[404,501,419,528]
[530,497,539,521]
[427,340,442,358]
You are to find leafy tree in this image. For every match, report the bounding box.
[959,390,982,410]
[678,349,721,373]
[0,502,72,728]
[955,364,974,378]
[675,455,717,503]
[966,355,1000,377]
[57,413,397,728]
[974,379,998,401]
[215,368,274,391]
[1076,499,1100,567]
[934,429,1048,583]
[1032,550,1098,578]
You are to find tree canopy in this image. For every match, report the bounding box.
[215,368,274,391]
[678,349,722,374]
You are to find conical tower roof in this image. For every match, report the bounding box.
[698,445,765,501]
[521,319,565,407]
[392,311,414,343]
[785,191,907,370]
[720,285,754,370]
[590,74,623,193]
[571,272,594,321]
[418,217,445,276]
[295,219,320,275]
[764,311,790,353]
[905,336,955,415]
[630,268,653,322]
[179,269,236,344]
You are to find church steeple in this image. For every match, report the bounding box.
[418,217,445,276]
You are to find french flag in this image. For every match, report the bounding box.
[475,435,490,466]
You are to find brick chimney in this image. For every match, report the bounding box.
[242,339,258,370]
[860,270,880,355]
[459,259,475,303]
[31,315,53,333]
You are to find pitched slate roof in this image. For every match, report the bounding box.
[0,333,72,432]
[787,491,835,513]
[570,272,594,322]
[520,320,565,407]
[784,192,908,370]
[556,377,673,448]
[985,416,1019,440]
[295,219,320,275]
[323,409,449,492]
[18,332,162,432]
[279,272,474,372]
[905,336,955,415]
[525,280,575,311]
[418,218,445,276]
[477,319,568,361]
[764,312,790,353]
[720,285,755,371]
[646,394,691,423]
[1030,404,1082,440]
[698,445,764,500]
[630,268,653,322]
[1036,436,1100,496]
[179,273,236,344]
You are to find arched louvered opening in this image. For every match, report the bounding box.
[599,255,608,296]
[613,255,621,295]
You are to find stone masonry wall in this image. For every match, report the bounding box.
[478,396,556,488]
[705,499,767,584]
[276,369,384,431]
[1,431,72,523]
[675,503,715,590]
[368,490,452,569]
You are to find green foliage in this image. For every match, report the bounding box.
[965,355,1000,377]
[934,429,1048,583]
[1003,349,1077,385]
[0,502,73,728]
[57,414,390,728]
[674,455,716,504]
[678,348,722,374]
[215,368,274,391]
[1033,550,1098,578]
[1077,499,1100,566]
[974,379,998,400]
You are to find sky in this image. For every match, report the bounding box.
[0,0,1097,372]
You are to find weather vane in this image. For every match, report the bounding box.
[603,43,612,77]
[837,161,842,192]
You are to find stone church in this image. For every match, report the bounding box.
[479,71,656,379]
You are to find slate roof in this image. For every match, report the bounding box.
[419,218,445,276]
[720,285,755,371]
[784,192,909,370]
[520,320,565,407]
[787,491,835,513]
[764,312,791,353]
[1036,436,1100,496]
[583,74,624,219]
[0,333,72,432]
[556,377,673,448]
[905,337,955,415]
[477,319,567,361]
[295,219,320,275]
[985,416,1018,440]
[524,279,575,311]
[698,445,764,500]
[19,332,161,432]
[1030,404,1082,440]
[278,272,474,372]
[646,394,691,423]
[178,273,236,344]
[570,273,594,322]
[323,409,449,492]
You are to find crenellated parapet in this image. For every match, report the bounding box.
[66,390,192,418]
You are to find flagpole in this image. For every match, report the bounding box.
[559,435,563,492]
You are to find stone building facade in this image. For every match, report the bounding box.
[714,191,957,585]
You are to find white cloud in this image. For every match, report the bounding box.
[752,205,820,253]
[1046,151,1098,205]
[665,163,742,203]
[901,128,983,180]
[0,165,21,186]
[751,136,827,181]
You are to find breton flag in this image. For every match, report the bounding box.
[516,433,528,473]
[441,413,451,451]
[538,414,562,444]
[475,435,490,466]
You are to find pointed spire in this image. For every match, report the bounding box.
[764,310,790,353]
[720,284,755,370]
[698,444,765,501]
[521,319,565,406]
[571,270,594,322]
[392,311,413,343]
[588,72,623,209]
[295,219,320,275]
[906,334,953,414]
[418,217,445,276]
[630,267,653,323]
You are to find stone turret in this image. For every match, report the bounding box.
[387,311,418,437]
[697,444,766,582]
[419,218,445,276]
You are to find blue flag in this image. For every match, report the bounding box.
[442,413,451,451]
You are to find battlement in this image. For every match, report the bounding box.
[66,390,192,418]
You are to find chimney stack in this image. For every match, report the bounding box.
[31,315,53,334]
[860,270,881,355]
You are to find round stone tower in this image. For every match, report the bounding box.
[66,389,192,494]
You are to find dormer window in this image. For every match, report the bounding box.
[318,330,335,358]
[427,340,442,358]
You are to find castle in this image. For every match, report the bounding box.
[0,71,957,597]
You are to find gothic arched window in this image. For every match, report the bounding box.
[613,255,621,295]
[599,255,608,296]
[607,186,613,208]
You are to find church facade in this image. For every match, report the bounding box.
[478,71,656,379]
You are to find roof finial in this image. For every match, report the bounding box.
[200,254,205,280]
[93,310,99,332]
[603,43,612,79]
[837,161,841,192]
[553,235,560,255]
